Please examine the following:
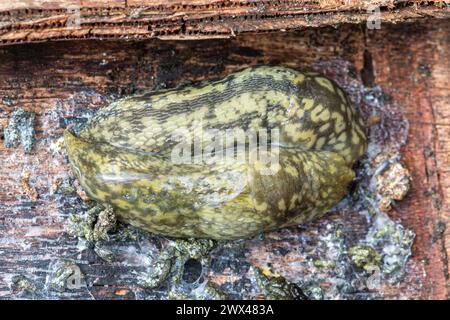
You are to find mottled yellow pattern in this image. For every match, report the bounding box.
[64,66,367,240]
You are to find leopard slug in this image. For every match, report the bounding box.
[64,66,367,240]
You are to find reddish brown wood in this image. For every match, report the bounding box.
[0,1,448,45]
[365,21,449,299]
[0,18,448,299]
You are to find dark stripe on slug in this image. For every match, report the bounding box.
[140,76,296,116]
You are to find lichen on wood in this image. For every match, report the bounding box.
[3,108,35,153]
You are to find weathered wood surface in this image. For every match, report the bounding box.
[0,18,449,299]
[0,0,448,45]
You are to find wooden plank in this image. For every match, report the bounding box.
[0,19,448,299]
[0,1,448,45]
[363,22,449,298]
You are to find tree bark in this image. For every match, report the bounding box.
[0,0,448,45]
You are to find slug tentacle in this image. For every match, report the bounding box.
[65,66,367,240]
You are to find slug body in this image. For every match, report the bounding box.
[65,66,367,240]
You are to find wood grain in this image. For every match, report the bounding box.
[0,1,448,45]
[0,18,448,299]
